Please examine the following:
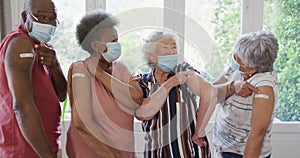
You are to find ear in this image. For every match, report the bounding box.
[91,40,99,52]
[249,67,258,75]
[148,52,157,63]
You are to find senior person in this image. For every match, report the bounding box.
[66,11,145,158]
[135,30,217,158]
[213,31,278,158]
[0,0,67,157]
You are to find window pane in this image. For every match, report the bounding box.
[264,0,300,122]
[106,0,163,73]
[52,0,88,76]
[52,0,87,120]
[185,0,241,80]
[107,0,163,13]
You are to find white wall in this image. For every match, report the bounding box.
[60,121,300,158]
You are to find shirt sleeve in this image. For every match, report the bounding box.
[253,72,277,88]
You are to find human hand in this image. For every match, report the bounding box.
[35,41,58,69]
[232,80,260,97]
[133,75,142,82]
[170,71,195,86]
[192,135,208,147]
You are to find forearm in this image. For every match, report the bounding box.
[49,64,67,101]
[14,103,55,158]
[214,82,234,103]
[95,70,143,110]
[244,132,266,158]
[195,86,218,136]
[135,80,174,120]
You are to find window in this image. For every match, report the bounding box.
[185,0,241,80]
[11,0,298,122]
[264,0,300,121]
[52,0,87,120]
[106,0,164,73]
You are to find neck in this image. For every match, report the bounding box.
[154,67,169,84]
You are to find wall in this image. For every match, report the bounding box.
[60,121,300,158]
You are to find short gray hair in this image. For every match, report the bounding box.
[76,10,119,53]
[235,31,279,73]
[142,30,179,68]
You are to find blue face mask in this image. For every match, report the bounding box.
[28,22,56,42]
[231,55,241,71]
[102,42,121,62]
[157,54,178,72]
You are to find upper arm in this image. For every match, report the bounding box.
[68,64,94,127]
[4,36,35,105]
[251,86,275,133]
[187,73,215,98]
[114,61,141,88]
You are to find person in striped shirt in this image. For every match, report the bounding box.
[213,31,279,158]
[135,30,217,158]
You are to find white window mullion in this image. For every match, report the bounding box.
[164,0,185,55]
[10,0,23,31]
[241,0,264,34]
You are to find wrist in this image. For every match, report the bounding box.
[228,81,235,94]
[164,79,175,92]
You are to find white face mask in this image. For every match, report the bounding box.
[102,42,122,62]
[28,21,56,42]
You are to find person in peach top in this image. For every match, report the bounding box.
[66,11,144,158]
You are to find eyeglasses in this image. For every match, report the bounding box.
[29,12,60,26]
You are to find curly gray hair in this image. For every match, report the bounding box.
[142,30,179,68]
[76,10,119,53]
[235,31,279,73]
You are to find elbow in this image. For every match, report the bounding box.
[135,108,155,121]
[131,89,144,107]
[211,86,218,102]
[12,100,35,124]
[58,89,67,102]
[13,103,25,122]
[135,115,153,121]
[133,96,144,107]
[58,94,67,102]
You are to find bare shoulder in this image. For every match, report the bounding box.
[5,36,35,69]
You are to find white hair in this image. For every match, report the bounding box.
[142,30,179,68]
[235,31,279,73]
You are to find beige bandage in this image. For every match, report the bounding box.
[19,53,34,58]
[255,94,269,99]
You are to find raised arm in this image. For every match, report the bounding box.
[68,64,116,158]
[5,37,56,158]
[186,72,218,136]
[135,71,193,120]
[213,73,260,103]
[94,70,143,109]
[244,86,275,158]
[37,43,67,101]
[86,57,143,110]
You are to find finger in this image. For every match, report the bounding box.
[40,41,45,46]
[247,84,261,94]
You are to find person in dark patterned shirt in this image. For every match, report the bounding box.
[135,30,217,158]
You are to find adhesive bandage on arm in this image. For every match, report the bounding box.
[255,94,269,99]
[19,53,34,58]
[72,73,85,78]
